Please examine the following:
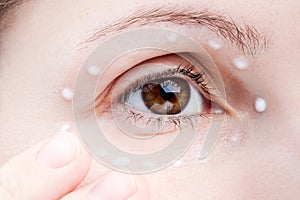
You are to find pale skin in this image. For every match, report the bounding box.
[0,0,300,199]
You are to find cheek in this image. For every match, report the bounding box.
[217,139,300,199]
[0,53,76,164]
[141,127,300,200]
[97,116,179,154]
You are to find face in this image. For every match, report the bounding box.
[1,0,300,199]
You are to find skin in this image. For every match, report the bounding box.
[0,0,300,199]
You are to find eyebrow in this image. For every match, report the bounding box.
[0,0,26,31]
[0,0,18,19]
[81,7,267,56]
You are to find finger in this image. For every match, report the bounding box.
[0,131,92,200]
[61,171,151,200]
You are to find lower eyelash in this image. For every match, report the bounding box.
[113,103,212,133]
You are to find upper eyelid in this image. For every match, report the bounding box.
[122,68,176,93]
[104,60,217,108]
[80,7,267,56]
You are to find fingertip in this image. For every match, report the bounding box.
[128,175,151,200]
[89,172,137,200]
[0,131,92,200]
[37,131,81,169]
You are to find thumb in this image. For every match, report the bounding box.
[0,131,91,200]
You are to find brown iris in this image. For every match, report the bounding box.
[141,77,190,115]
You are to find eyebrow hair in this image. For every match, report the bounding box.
[0,0,24,30]
[82,7,267,56]
[0,0,16,13]
[0,0,18,18]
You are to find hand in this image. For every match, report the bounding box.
[0,131,150,200]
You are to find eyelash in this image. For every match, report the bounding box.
[176,64,210,96]
[95,61,223,131]
[117,63,209,104]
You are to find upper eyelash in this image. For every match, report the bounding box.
[117,62,211,104]
[175,64,210,95]
[117,68,177,103]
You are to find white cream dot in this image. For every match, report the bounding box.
[98,149,108,157]
[61,87,73,101]
[208,39,222,50]
[230,131,242,143]
[213,108,225,115]
[233,56,249,70]
[87,65,101,76]
[142,161,157,170]
[167,33,178,42]
[255,97,267,113]
[60,122,71,131]
[112,157,130,166]
[173,160,185,168]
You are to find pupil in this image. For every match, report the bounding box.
[141,77,190,115]
[160,87,175,101]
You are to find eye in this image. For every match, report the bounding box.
[95,54,227,135]
[125,76,203,115]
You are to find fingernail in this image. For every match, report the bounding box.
[37,132,80,169]
[89,172,137,200]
